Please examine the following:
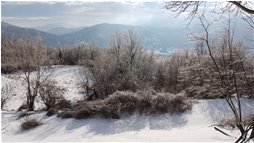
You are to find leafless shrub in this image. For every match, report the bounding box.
[168,96,192,113]
[58,90,192,119]
[61,111,75,118]
[56,97,72,109]
[105,91,139,115]
[136,95,153,115]
[100,103,121,119]
[39,81,65,110]
[74,108,95,119]
[217,115,254,130]
[1,84,13,110]
[151,94,172,114]
[185,85,223,99]
[72,102,96,119]
[58,43,99,65]
[21,119,42,130]
[1,63,17,74]
[151,93,192,114]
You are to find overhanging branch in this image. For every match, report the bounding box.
[229,1,254,14]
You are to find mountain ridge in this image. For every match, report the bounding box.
[1,21,193,52]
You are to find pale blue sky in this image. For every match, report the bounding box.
[2,1,189,28]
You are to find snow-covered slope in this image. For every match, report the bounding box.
[1,65,84,111]
[1,66,254,142]
[3,99,254,142]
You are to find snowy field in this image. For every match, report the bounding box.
[1,66,254,142]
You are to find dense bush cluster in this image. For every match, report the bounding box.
[57,90,192,119]
[56,42,100,65]
[76,30,254,100]
[1,37,54,73]
[21,119,42,130]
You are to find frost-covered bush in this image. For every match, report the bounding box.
[60,111,75,118]
[58,43,99,65]
[167,96,192,113]
[100,104,121,119]
[74,108,94,119]
[21,119,42,130]
[151,94,173,114]
[79,30,158,100]
[105,91,139,115]
[39,81,65,110]
[56,97,72,109]
[73,102,97,119]
[59,90,192,119]
[151,92,192,114]
[185,85,223,99]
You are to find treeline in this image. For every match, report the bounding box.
[2,29,254,100]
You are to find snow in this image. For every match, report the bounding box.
[1,65,254,142]
[1,65,84,111]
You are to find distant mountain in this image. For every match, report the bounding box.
[61,23,192,52]
[4,22,251,54]
[35,23,77,32]
[46,27,84,35]
[2,22,191,52]
[2,22,61,47]
[62,23,130,47]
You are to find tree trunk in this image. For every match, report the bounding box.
[28,98,35,111]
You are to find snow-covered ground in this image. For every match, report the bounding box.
[1,65,254,142]
[1,65,84,111]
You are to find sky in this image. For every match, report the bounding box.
[1,1,253,43]
[1,1,189,28]
[2,1,253,29]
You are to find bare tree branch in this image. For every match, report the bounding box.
[229,1,254,15]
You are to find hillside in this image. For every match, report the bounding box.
[46,27,84,35]
[61,23,190,51]
[1,22,61,47]
[2,65,254,142]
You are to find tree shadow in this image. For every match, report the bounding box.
[64,112,189,135]
[200,98,254,123]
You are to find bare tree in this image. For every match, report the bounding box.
[16,38,54,111]
[123,29,144,71]
[189,14,254,142]
[165,1,254,28]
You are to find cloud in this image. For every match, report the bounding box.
[26,17,51,20]
[1,16,15,20]
[1,1,59,5]
[1,1,187,28]
[2,16,51,20]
